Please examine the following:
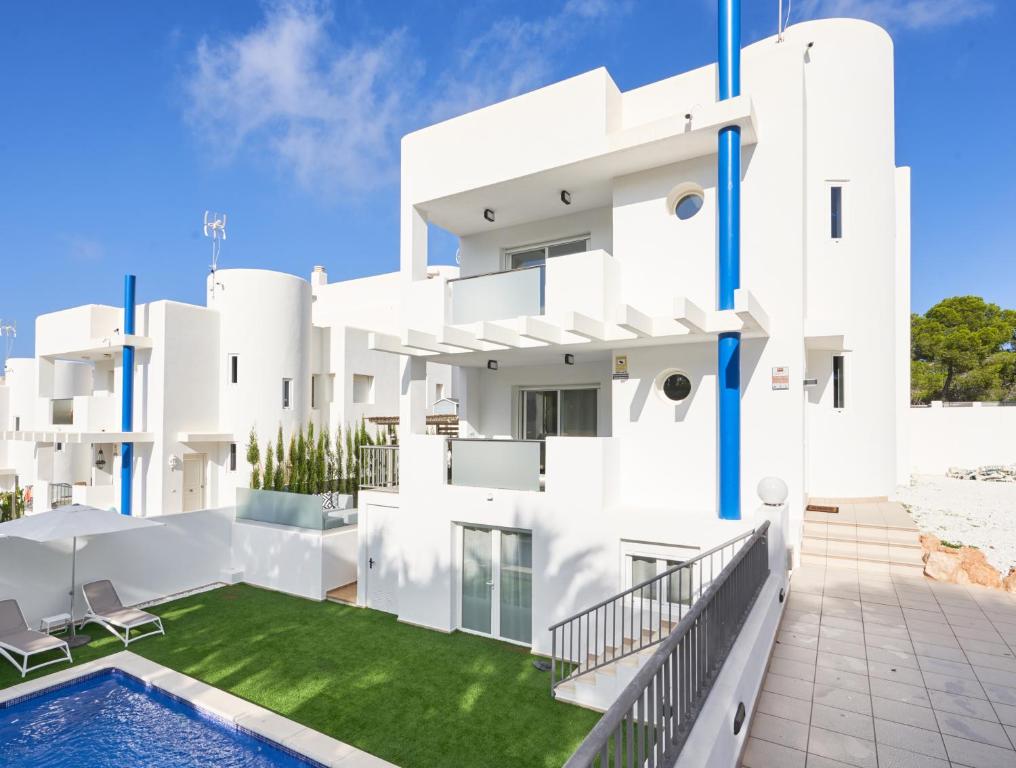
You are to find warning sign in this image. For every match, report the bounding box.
[771,366,790,390]
[612,355,629,381]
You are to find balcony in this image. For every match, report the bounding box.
[447,439,543,492]
[447,249,616,328]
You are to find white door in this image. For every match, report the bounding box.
[365,504,398,614]
[182,455,206,512]
[460,526,533,645]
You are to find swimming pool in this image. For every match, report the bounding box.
[0,669,322,767]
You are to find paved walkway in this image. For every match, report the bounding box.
[744,559,1016,767]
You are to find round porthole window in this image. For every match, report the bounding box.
[674,192,704,220]
[655,369,693,403]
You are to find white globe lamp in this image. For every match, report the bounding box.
[757,477,788,507]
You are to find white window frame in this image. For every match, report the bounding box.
[229,442,237,472]
[282,378,293,410]
[227,353,239,385]
[352,374,375,405]
[501,234,591,271]
[828,180,847,241]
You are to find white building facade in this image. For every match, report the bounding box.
[358,18,910,662]
[0,267,455,517]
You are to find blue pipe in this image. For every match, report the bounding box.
[120,275,136,516]
[717,0,741,520]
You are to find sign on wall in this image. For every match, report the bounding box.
[613,355,629,381]
[771,366,790,391]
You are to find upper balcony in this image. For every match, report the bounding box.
[36,304,151,361]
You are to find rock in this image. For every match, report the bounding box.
[964,560,1003,589]
[924,551,961,582]
[1004,569,1016,594]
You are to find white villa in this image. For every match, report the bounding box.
[355,16,910,705]
[0,267,455,517]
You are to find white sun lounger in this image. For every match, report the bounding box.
[0,599,73,678]
[81,580,165,648]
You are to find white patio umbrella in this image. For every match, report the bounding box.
[0,504,162,647]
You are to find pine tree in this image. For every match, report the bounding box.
[246,426,261,489]
[273,427,285,491]
[263,442,274,493]
[287,434,297,490]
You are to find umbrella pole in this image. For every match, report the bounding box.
[66,535,91,648]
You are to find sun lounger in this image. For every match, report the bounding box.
[0,599,72,678]
[81,580,164,648]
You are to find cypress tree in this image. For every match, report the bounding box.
[287,434,297,490]
[274,427,285,491]
[246,426,261,489]
[263,442,274,493]
[335,425,345,494]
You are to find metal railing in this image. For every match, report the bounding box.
[359,445,399,489]
[550,527,758,693]
[563,521,771,768]
[49,483,72,509]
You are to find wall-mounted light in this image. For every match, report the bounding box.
[564,354,574,365]
[168,455,182,472]
[684,112,692,120]
[94,449,106,470]
[560,190,571,205]
[487,360,499,371]
[483,208,495,223]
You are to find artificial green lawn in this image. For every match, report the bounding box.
[0,584,599,767]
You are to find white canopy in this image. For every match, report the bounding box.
[0,504,163,646]
[0,504,162,542]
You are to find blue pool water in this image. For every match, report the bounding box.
[0,670,320,767]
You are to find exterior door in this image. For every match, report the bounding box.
[461,526,533,645]
[365,504,398,614]
[182,455,205,512]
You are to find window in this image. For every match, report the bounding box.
[353,374,374,405]
[520,387,598,439]
[504,236,590,271]
[55,442,63,452]
[228,354,239,384]
[674,192,704,220]
[436,382,445,402]
[630,556,692,605]
[654,369,693,404]
[833,355,845,408]
[282,378,293,409]
[52,398,74,425]
[830,186,843,239]
[229,443,237,472]
[311,375,317,409]
[14,416,20,431]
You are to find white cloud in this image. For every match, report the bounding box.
[183,0,623,193]
[798,0,993,30]
[184,1,412,193]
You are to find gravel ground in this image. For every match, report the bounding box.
[897,474,1016,574]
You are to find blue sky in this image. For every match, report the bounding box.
[1,0,1013,356]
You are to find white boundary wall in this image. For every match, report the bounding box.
[909,403,1016,476]
[1,507,358,628]
[0,508,235,628]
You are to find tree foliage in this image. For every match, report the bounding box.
[246,426,261,489]
[911,296,1016,403]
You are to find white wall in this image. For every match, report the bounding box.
[909,404,1016,476]
[0,507,235,628]
[230,519,357,601]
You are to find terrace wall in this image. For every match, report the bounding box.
[909,403,1016,476]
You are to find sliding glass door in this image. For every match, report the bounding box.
[522,387,597,440]
[461,526,533,645]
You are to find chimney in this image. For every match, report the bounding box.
[311,265,328,287]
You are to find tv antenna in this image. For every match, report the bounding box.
[0,320,15,376]
[203,211,227,296]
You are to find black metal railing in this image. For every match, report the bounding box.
[549,527,757,693]
[49,483,72,509]
[563,521,771,768]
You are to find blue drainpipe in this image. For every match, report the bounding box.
[120,275,136,516]
[717,0,741,520]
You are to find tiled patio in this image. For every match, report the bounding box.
[744,559,1016,767]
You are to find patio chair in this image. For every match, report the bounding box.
[81,580,165,648]
[0,599,72,678]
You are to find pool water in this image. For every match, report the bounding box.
[0,670,319,767]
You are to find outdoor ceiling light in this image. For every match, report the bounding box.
[560,190,571,205]
[564,354,574,365]
[94,449,106,469]
[487,359,499,371]
[483,208,495,223]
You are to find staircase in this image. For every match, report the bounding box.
[550,528,759,712]
[801,499,924,571]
